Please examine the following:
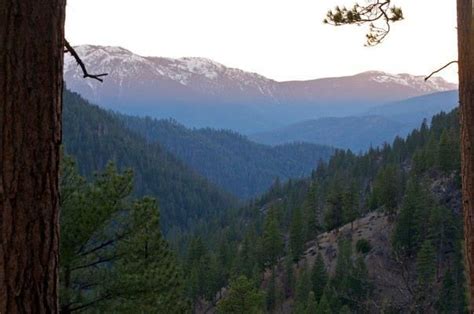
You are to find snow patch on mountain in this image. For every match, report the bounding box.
[367,71,456,93]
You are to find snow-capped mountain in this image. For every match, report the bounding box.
[64,45,277,105]
[64,45,457,133]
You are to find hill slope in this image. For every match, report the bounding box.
[183,108,465,313]
[62,90,236,233]
[117,115,334,198]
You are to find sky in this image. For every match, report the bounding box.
[66,0,458,83]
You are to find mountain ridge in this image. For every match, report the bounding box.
[64,45,457,133]
[116,114,334,198]
[250,91,459,151]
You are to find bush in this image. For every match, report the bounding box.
[356,239,372,254]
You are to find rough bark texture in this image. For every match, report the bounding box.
[0,1,66,312]
[458,0,474,311]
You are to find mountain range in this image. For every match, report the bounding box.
[64,45,457,134]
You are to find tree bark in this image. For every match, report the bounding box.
[0,1,66,312]
[457,0,474,311]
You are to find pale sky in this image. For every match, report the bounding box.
[66,0,458,83]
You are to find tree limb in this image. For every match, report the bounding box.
[70,254,120,272]
[424,60,458,81]
[324,0,403,46]
[65,40,108,82]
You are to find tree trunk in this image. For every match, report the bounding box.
[457,0,474,311]
[0,1,66,312]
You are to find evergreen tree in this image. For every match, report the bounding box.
[371,164,400,214]
[266,270,277,312]
[324,185,344,231]
[59,157,188,312]
[290,207,306,261]
[262,207,284,267]
[342,185,358,226]
[437,129,452,173]
[339,305,351,314]
[295,264,312,311]
[236,230,259,278]
[284,255,296,298]
[316,293,332,314]
[217,276,264,314]
[416,240,436,309]
[311,253,328,303]
[412,149,429,175]
[333,239,353,292]
[392,180,427,256]
[304,183,320,240]
[348,256,372,312]
[111,198,189,312]
[306,291,318,314]
[436,270,457,313]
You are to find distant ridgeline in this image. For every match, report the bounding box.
[115,113,334,199]
[182,108,465,313]
[62,89,237,234]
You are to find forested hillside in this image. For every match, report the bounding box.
[180,108,465,313]
[61,88,464,313]
[62,90,236,233]
[117,115,334,198]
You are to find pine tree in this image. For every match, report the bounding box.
[111,198,189,312]
[306,291,318,314]
[438,129,452,173]
[339,305,351,314]
[237,230,259,278]
[349,256,372,312]
[311,253,328,303]
[290,207,306,261]
[295,264,312,310]
[284,255,295,298]
[1,1,66,310]
[324,185,344,231]
[392,180,427,256]
[436,270,456,313]
[333,239,352,291]
[316,293,332,314]
[342,185,358,227]
[416,240,436,309]
[371,164,400,214]
[304,183,320,240]
[217,276,264,314]
[59,157,189,312]
[266,270,277,312]
[262,207,284,267]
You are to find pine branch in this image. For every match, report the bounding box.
[65,40,108,82]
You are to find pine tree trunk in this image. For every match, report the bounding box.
[457,0,474,310]
[0,1,66,312]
